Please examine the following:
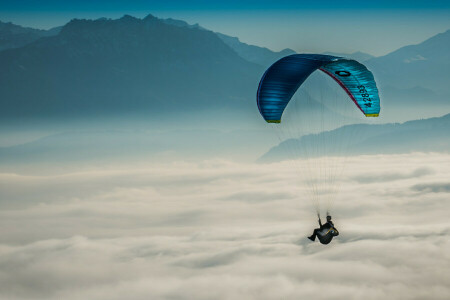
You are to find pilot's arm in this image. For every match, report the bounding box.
[333,227,339,236]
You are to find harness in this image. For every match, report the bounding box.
[319,227,338,236]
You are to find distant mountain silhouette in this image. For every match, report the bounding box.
[0,20,60,51]
[1,113,447,171]
[0,15,448,124]
[0,127,276,171]
[160,17,296,67]
[215,33,295,67]
[366,29,450,96]
[160,18,205,30]
[162,18,295,68]
[322,51,375,62]
[0,14,262,120]
[260,113,450,162]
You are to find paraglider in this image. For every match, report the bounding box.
[256,54,380,244]
[308,215,339,244]
[257,54,380,123]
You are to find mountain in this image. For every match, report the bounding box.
[366,29,450,96]
[161,17,205,31]
[0,15,263,121]
[160,17,296,67]
[158,18,450,121]
[215,33,295,67]
[260,113,450,162]
[0,127,278,173]
[322,51,375,62]
[0,21,60,51]
[1,16,449,125]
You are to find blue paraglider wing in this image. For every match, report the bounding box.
[256,54,380,123]
[320,59,380,117]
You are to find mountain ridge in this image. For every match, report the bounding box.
[0,20,60,51]
[322,51,375,62]
[366,29,450,95]
[260,113,450,162]
[0,15,448,123]
[0,14,263,121]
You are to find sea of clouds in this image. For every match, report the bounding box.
[0,153,449,300]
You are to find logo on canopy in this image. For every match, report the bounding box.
[335,71,351,77]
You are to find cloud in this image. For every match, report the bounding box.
[0,153,450,299]
[352,167,434,183]
[412,182,450,193]
[219,191,294,202]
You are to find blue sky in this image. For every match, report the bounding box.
[2,0,450,11]
[1,0,449,55]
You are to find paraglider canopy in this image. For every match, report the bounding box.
[256,54,380,123]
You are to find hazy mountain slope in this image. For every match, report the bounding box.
[215,33,295,67]
[0,21,60,51]
[322,51,375,62]
[0,15,263,120]
[366,29,450,95]
[260,113,450,162]
[0,128,277,173]
[218,29,450,121]
[1,113,447,172]
[1,16,448,125]
[160,17,296,67]
[161,17,205,30]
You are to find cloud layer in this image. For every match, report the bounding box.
[0,153,449,299]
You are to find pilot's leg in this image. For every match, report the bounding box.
[308,228,319,241]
